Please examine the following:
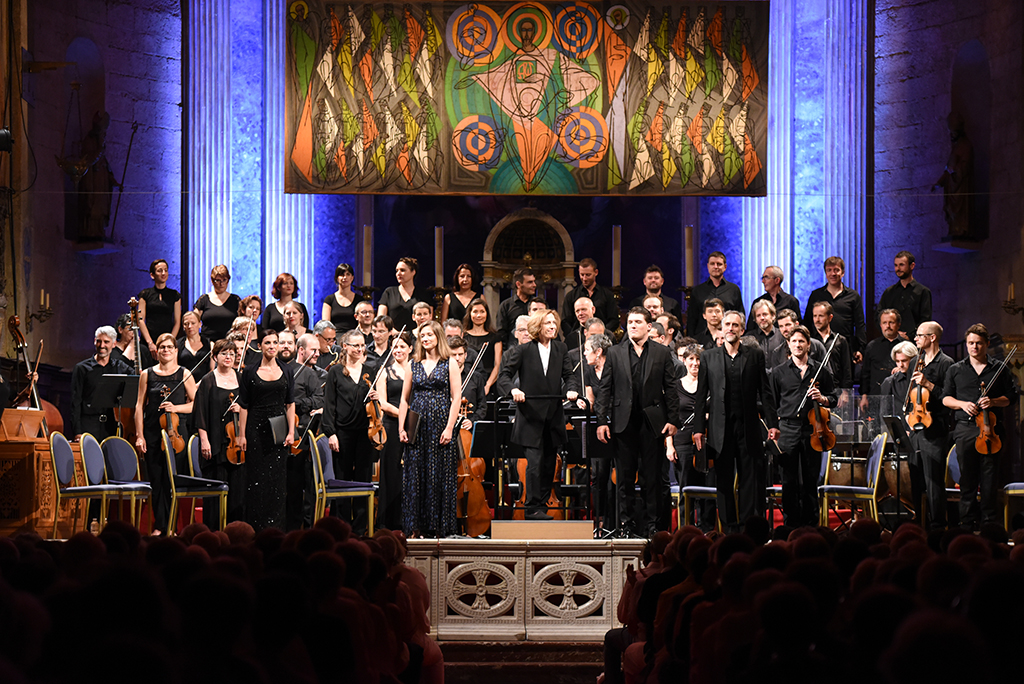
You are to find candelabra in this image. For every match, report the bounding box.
[25,301,53,333]
[427,286,449,320]
[1002,298,1024,326]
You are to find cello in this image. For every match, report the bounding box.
[973,345,1017,456]
[7,316,63,436]
[455,344,491,535]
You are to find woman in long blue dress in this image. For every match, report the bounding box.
[398,321,462,537]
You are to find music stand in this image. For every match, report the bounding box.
[882,414,912,527]
[92,374,140,436]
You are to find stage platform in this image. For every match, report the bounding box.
[406,534,645,642]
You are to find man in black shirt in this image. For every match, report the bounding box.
[693,310,777,533]
[942,323,1017,526]
[802,256,867,360]
[770,325,838,527]
[774,309,826,368]
[686,252,743,340]
[561,258,620,336]
[564,297,597,350]
[810,301,853,391]
[71,325,135,440]
[313,320,338,371]
[877,251,932,336]
[497,268,537,345]
[859,308,902,399]
[286,332,324,530]
[747,265,800,333]
[694,298,724,350]
[748,300,786,371]
[908,321,955,528]
[629,264,684,324]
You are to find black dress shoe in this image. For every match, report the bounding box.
[525,511,553,520]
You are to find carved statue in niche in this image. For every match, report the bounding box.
[932,111,973,240]
[57,111,119,242]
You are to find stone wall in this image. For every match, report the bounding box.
[22,0,183,368]
[873,0,1023,341]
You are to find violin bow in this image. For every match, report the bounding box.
[976,345,1018,402]
[160,349,211,401]
[363,325,409,399]
[237,318,255,371]
[796,334,838,415]
[901,354,925,415]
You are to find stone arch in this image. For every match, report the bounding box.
[479,208,577,314]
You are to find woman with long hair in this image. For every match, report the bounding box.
[237,329,296,531]
[440,263,478,324]
[462,297,502,396]
[398,321,462,537]
[375,330,414,531]
[134,332,197,534]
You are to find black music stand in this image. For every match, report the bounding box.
[882,415,913,528]
[92,374,140,437]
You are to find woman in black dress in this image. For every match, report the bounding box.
[239,295,264,327]
[322,328,379,535]
[263,272,310,332]
[462,297,502,397]
[137,258,181,367]
[178,311,213,384]
[322,263,359,333]
[237,329,295,532]
[193,264,242,343]
[377,257,431,334]
[194,339,245,528]
[375,331,413,531]
[440,263,479,324]
[134,333,197,535]
[666,343,715,531]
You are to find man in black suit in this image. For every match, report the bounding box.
[693,310,778,533]
[595,307,679,536]
[497,310,579,520]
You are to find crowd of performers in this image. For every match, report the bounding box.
[65,251,1017,537]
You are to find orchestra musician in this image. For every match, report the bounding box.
[770,325,838,528]
[193,265,242,343]
[285,332,325,531]
[582,333,614,533]
[907,322,954,528]
[693,311,777,534]
[802,256,867,361]
[263,272,310,332]
[110,313,139,370]
[563,297,597,350]
[282,301,308,339]
[747,266,800,333]
[877,251,932,335]
[595,307,679,537]
[376,330,414,531]
[368,315,394,361]
[809,302,853,392]
[412,301,434,333]
[137,258,181,367]
[630,264,684,325]
[775,309,825,367]
[859,308,902,410]
[449,337,485,424]
[322,263,359,333]
[237,328,296,532]
[666,343,716,531]
[463,297,502,397]
[178,310,212,384]
[377,257,431,334]
[747,300,786,371]
[561,259,620,337]
[194,339,244,529]
[312,320,339,372]
[322,329,379,535]
[440,263,480,324]
[238,295,264,326]
[496,268,537,346]
[71,325,135,441]
[694,299,724,350]
[686,253,743,341]
[942,324,1016,528]
[880,340,926,523]
[134,333,197,535]
[497,310,579,521]
[355,300,377,347]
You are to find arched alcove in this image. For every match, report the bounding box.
[480,208,576,313]
[949,38,990,241]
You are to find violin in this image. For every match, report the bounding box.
[364,373,387,451]
[972,345,1017,456]
[159,386,186,452]
[903,355,932,431]
[224,392,245,464]
[456,398,490,536]
[808,382,836,452]
[6,315,63,436]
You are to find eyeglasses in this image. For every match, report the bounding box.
[211,277,228,284]
[914,333,934,338]
[321,336,337,343]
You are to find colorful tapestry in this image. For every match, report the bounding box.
[285,2,768,196]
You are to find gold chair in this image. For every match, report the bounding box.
[818,434,887,526]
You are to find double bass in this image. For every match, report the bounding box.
[6,316,63,436]
[456,343,490,536]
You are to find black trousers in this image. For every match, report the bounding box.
[332,429,374,535]
[613,411,669,535]
[778,420,822,528]
[141,427,172,533]
[378,417,404,531]
[955,420,999,525]
[909,427,949,528]
[522,427,559,514]
[709,420,765,533]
